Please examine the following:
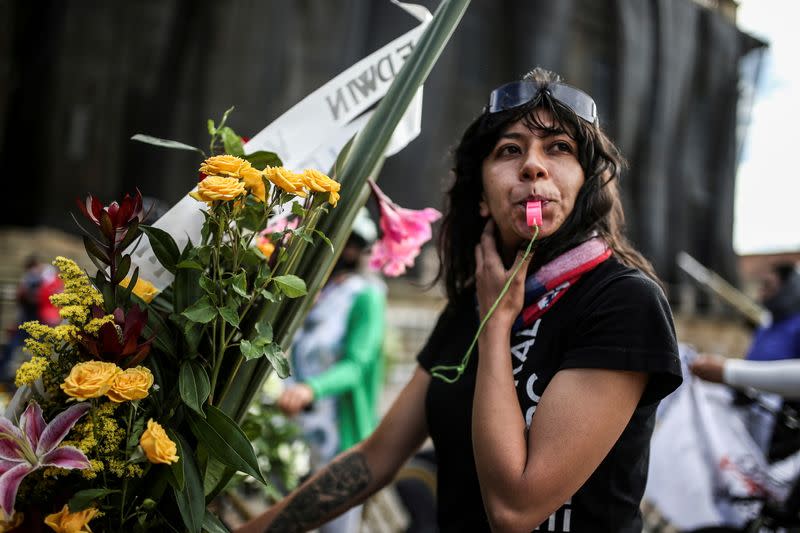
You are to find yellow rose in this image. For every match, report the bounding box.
[263,166,307,197]
[302,169,341,206]
[0,509,23,532]
[140,419,179,464]
[199,154,250,177]
[61,361,121,400]
[44,505,99,533]
[240,165,266,202]
[119,276,159,303]
[189,176,247,202]
[107,366,154,403]
[256,238,275,259]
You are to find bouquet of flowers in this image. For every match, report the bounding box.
[0,112,342,531]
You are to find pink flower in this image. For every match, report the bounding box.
[0,402,90,515]
[262,217,299,237]
[367,180,441,277]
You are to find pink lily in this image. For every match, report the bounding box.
[367,179,441,277]
[0,402,90,515]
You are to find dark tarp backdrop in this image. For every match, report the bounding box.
[0,0,764,296]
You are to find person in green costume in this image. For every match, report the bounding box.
[277,207,386,533]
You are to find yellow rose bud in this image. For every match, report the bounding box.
[44,505,98,533]
[107,366,154,403]
[256,239,275,259]
[199,154,250,177]
[119,276,159,303]
[263,166,307,197]
[240,166,266,202]
[140,419,179,464]
[61,361,122,400]
[302,169,341,206]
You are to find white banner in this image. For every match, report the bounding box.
[644,345,799,530]
[130,1,431,291]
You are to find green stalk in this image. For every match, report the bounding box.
[430,227,539,383]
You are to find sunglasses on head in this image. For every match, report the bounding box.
[488,80,598,124]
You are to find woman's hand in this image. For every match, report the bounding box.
[474,219,531,325]
[277,384,315,416]
[689,353,727,384]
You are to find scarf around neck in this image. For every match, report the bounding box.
[511,236,611,335]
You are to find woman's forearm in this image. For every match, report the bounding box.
[472,320,531,526]
[237,450,375,533]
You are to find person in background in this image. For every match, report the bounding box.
[692,263,800,461]
[1,256,62,383]
[744,263,800,362]
[276,207,386,533]
[690,355,800,399]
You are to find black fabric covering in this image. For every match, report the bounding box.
[0,0,764,291]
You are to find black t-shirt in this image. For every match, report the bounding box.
[417,257,682,532]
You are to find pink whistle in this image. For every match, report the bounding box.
[527,200,542,227]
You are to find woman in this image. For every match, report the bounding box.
[238,67,682,533]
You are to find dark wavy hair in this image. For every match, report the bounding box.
[436,68,658,302]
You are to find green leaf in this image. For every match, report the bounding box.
[202,455,236,502]
[131,134,205,155]
[120,265,140,303]
[176,260,205,270]
[229,271,248,298]
[291,202,306,217]
[260,289,276,302]
[314,229,335,253]
[183,321,204,354]
[166,428,186,491]
[199,274,215,292]
[113,254,132,284]
[173,433,205,533]
[126,416,145,450]
[239,340,263,361]
[141,225,181,274]
[182,296,217,323]
[243,150,282,169]
[207,119,216,135]
[143,302,177,360]
[173,243,204,315]
[82,235,110,264]
[218,302,240,328]
[255,321,273,344]
[187,406,267,485]
[264,343,290,378]
[272,275,307,298]
[197,245,212,265]
[68,489,119,512]
[220,126,244,156]
[203,511,230,533]
[180,360,211,416]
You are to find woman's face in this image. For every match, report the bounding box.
[480,109,586,252]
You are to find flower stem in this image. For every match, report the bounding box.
[430,226,539,383]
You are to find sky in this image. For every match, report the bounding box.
[734,0,800,255]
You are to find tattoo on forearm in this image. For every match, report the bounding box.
[268,452,372,532]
